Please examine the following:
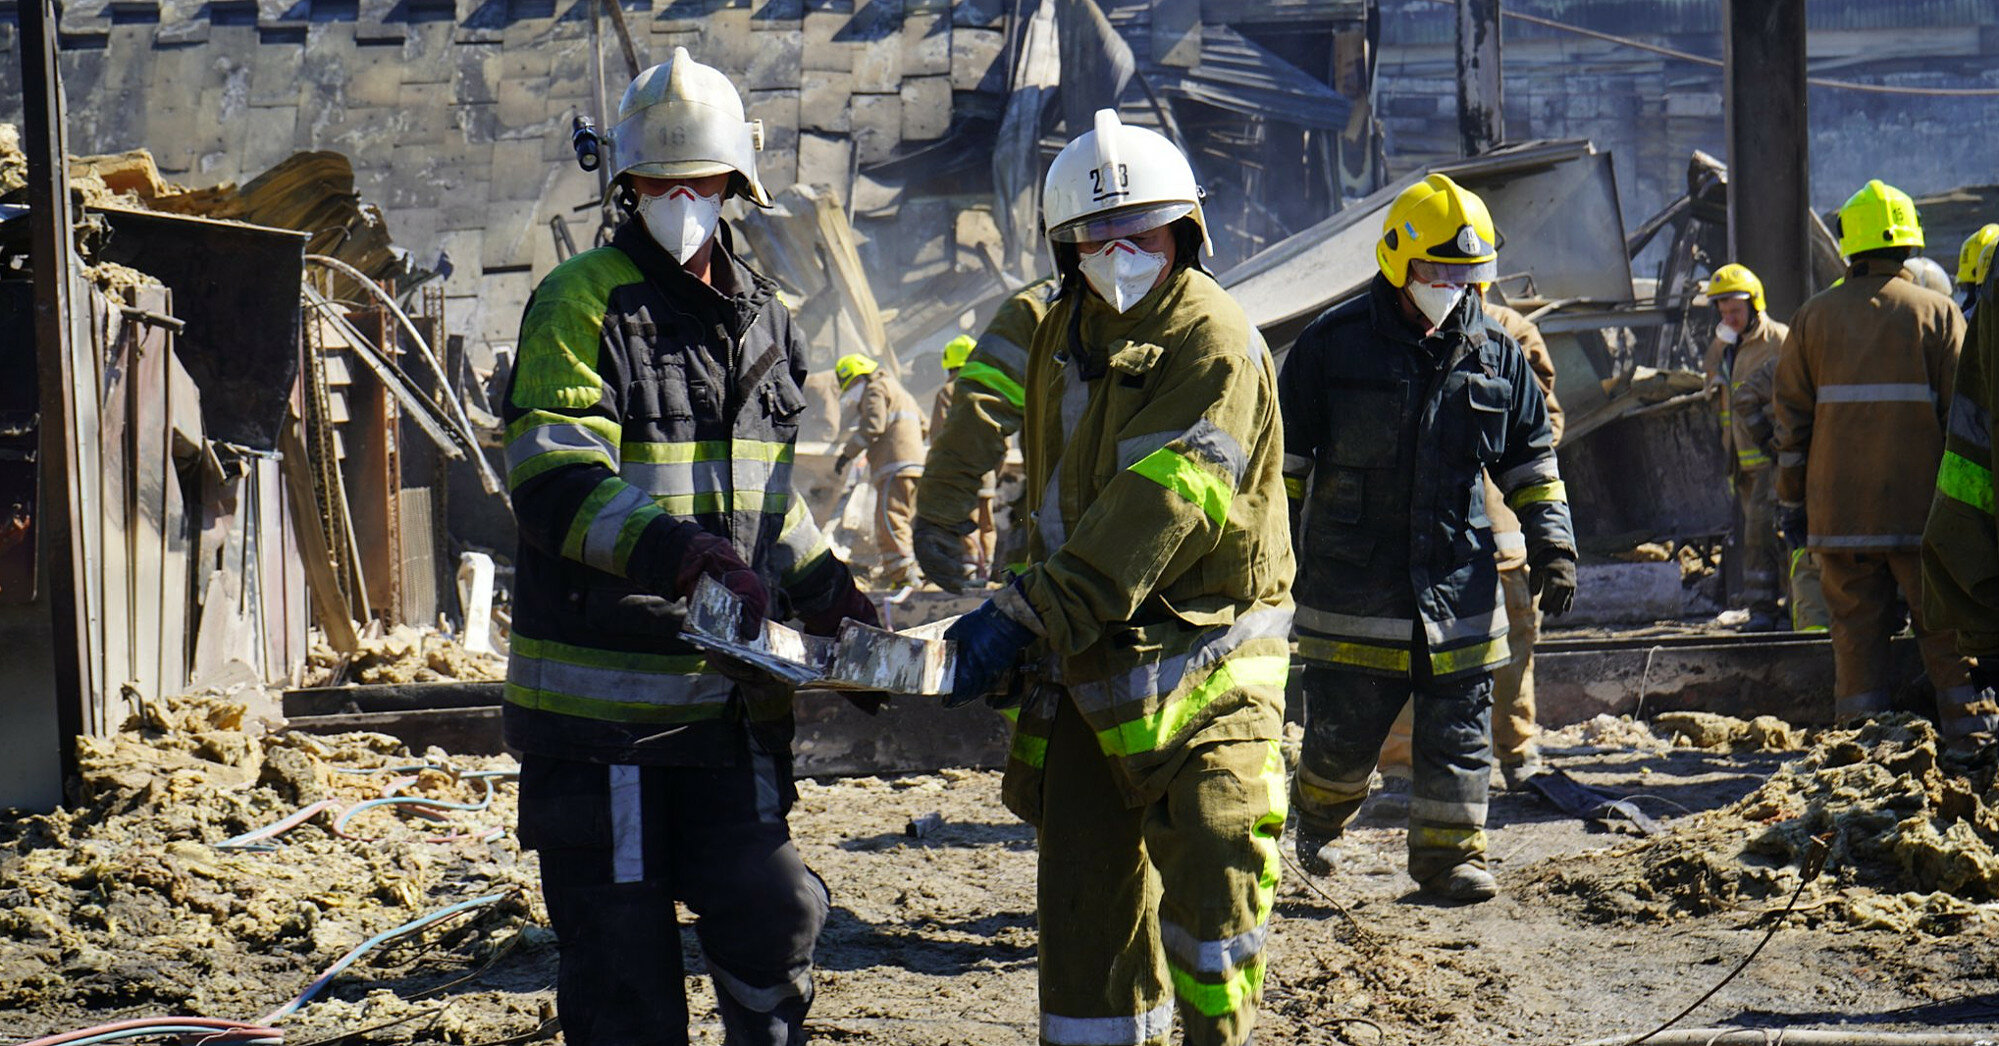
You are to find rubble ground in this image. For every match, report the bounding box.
[6,704,1999,1045]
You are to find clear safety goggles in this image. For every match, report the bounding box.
[1409,257,1498,286]
[1050,202,1195,245]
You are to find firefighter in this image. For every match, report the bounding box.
[1958,224,1999,317]
[1924,252,1999,723]
[1773,179,1997,748]
[1282,173,1576,903]
[501,48,879,1046]
[930,335,975,434]
[912,279,1057,591]
[832,352,928,586]
[942,109,1294,1046]
[1701,263,1792,632]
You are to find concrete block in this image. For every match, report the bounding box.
[751,0,802,22]
[800,70,852,131]
[241,105,300,173]
[758,147,798,193]
[692,7,756,73]
[1664,92,1724,119]
[744,27,804,90]
[345,49,406,108]
[440,179,496,232]
[1565,562,1691,627]
[454,102,504,144]
[852,34,902,93]
[401,19,459,75]
[745,90,800,186]
[489,137,552,201]
[248,39,303,107]
[498,76,552,128]
[655,0,725,32]
[801,9,852,72]
[395,84,455,145]
[797,131,853,197]
[900,8,948,76]
[950,26,1002,92]
[453,42,501,104]
[849,92,900,165]
[479,199,539,269]
[950,0,1002,27]
[498,46,552,80]
[899,74,949,141]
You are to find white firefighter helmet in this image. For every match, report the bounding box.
[1043,109,1210,256]
[610,47,771,207]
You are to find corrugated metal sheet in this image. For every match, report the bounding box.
[1380,0,1997,46]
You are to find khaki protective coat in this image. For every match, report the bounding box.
[840,371,928,479]
[916,279,1054,531]
[1924,270,1999,657]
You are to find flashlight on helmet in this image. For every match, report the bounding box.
[572,116,602,173]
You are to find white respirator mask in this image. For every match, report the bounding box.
[1716,323,1740,344]
[637,185,724,265]
[1078,239,1169,314]
[1405,281,1467,332]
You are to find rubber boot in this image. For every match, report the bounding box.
[712,979,809,1046]
[1421,863,1498,904]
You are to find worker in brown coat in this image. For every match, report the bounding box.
[1773,180,1997,748]
[1701,263,1793,632]
[834,353,928,586]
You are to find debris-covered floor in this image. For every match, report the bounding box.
[6,699,1999,1045]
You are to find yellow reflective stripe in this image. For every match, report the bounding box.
[1254,740,1286,917]
[957,359,1025,408]
[622,439,794,465]
[654,490,791,516]
[1168,957,1265,1019]
[1096,654,1290,757]
[1505,480,1568,510]
[513,632,709,674]
[1737,449,1771,467]
[777,496,832,583]
[1295,635,1411,673]
[1409,824,1489,852]
[504,683,731,724]
[1938,450,1995,514]
[507,411,623,487]
[995,705,1021,722]
[1011,732,1047,769]
[1430,635,1511,676]
[1283,476,1306,499]
[611,500,668,574]
[1128,446,1234,527]
[562,478,627,561]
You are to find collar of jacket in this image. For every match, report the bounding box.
[612,219,776,335]
[1365,273,1486,356]
[1068,263,1197,370]
[1847,256,1909,282]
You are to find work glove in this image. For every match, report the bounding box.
[1778,504,1809,552]
[798,570,882,637]
[667,525,768,641]
[942,592,1036,709]
[833,451,856,475]
[1527,546,1577,617]
[913,516,978,593]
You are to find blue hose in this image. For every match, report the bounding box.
[261,891,511,1024]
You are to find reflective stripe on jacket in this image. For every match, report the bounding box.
[1923,274,1999,656]
[916,278,1054,529]
[1705,316,1790,477]
[501,221,847,765]
[1481,302,1562,568]
[1775,259,1963,553]
[1281,277,1575,680]
[1003,266,1293,813]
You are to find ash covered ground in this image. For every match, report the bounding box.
[6,698,1999,1045]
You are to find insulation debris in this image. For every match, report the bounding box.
[304,627,507,688]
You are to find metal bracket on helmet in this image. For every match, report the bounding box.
[749,119,765,152]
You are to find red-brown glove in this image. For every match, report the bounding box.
[798,577,881,637]
[671,528,768,641]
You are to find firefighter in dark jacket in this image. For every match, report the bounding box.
[501,48,878,1045]
[1280,174,1578,903]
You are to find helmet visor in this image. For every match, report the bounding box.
[1050,202,1195,245]
[1409,258,1498,286]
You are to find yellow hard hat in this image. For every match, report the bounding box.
[1835,179,1924,257]
[834,353,879,391]
[940,335,975,372]
[1700,263,1765,313]
[1376,174,1499,288]
[1958,224,1999,286]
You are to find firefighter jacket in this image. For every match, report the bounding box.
[839,372,927,480]
[501,221,850,766]
[994,265,1294,815]
[1704,315,1791,479]
[1775,257,1964,553]
[1481,302,1562,569]
[1282,276,1575,680]
[1923,279,1999,657]
[928,377,955,440]
[916,279,1056,530]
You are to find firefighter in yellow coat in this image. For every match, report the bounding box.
[943,110,1294,1046]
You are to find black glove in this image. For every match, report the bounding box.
[833,451,856,474]
[1972,658,1999,697]
[942,595,1036,708]
[668,526,767,640]
[1527,547,1577,617]
[913,517,978,593]
[1778,504,1809,551]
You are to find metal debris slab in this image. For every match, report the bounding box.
[681,575,957,695]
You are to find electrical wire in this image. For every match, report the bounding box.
[15,1018,282,1046]
[260,891,514,1025]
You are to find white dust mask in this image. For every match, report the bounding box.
[638,186,723,265]
[1405,281,1466,332]
[1078,239,1168,314]
[1716,323,1740,344]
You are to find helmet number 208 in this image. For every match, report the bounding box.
[1089,163,1131,201]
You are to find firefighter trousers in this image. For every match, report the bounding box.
[1296,663,1494,883]
[1381,564,1538,769]
[875,470,920,583]
[1736,469,1784,616]
[1790,549,1830,631]
[518,742,829,1046]
[1816,551,1990,738]
[1037,694,1285,1046]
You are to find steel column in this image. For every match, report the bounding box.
[1724,0,1811,319]
[1455,0,1503,156]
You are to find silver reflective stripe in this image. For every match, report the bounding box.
[1410,796,1489,826]
[709,961,811,1013]
[1074,606,1294,711]
[872,459,924,480]
[1177,418,1248,485]
[1038,460,1068,549]
[1060,357,1092,436]
[1951,392,1992,451]
[885,409,924,427]
[750,744,783,824]
[581,485,654,574]
[1042,1001,1175,1046]
[1496,455,1560,492]
[1161,920,1266,976]
[621,457,794,502]
[974,332,1029,374]
[1282,453,1314,476]
[609,764,644,884]
[1817,383,1935,404]
[1295,604,1411,642]
[1425,591,1508,646]
[1118,431,1179,471]
[507,419,618,473]
[514,654,732,707]
[1778,451,1806,467]
[1493,531,1527,554]
[1809,533,1924,548]
[1296,762,1373,798]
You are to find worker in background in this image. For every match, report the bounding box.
[1283,174,1576,903]
[1376,295,1563,793]
[913,282,1057,591]
[942,109,1294,1046]
[502,49,880,1046]
[930,335,975,434]
[1958,224,1999,317]
[833,353,928,587]
[1773,179,1997,751]
[1924,254,1999,721]
[1701,263,1792,632]
[1906,255,1955,299]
